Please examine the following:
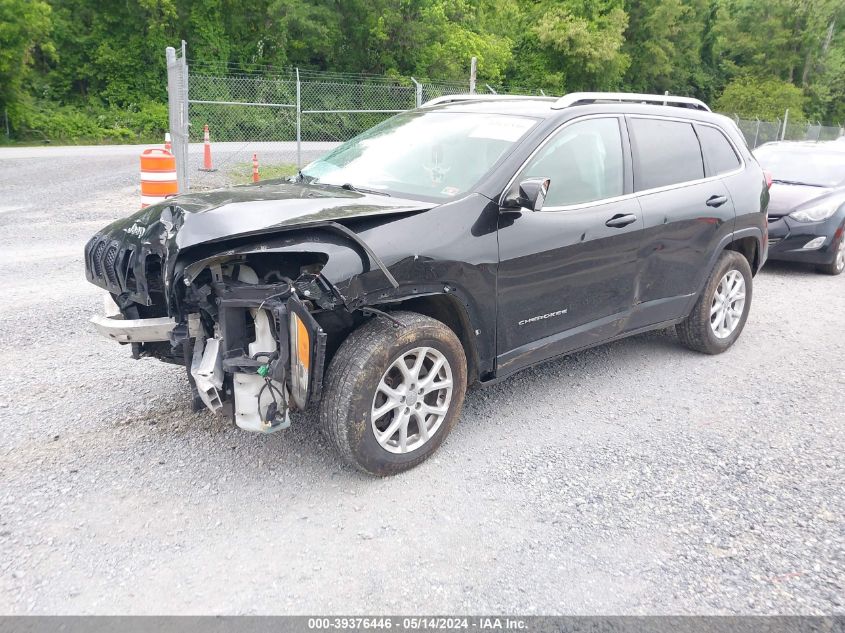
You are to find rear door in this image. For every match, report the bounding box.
[628,116,737,325]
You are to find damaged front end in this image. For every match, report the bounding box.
[178,261,328,433]
[86,223,337,433]
[84,183,429,433]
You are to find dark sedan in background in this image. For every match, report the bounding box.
[754,141,845,275]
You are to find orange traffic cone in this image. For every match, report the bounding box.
[200,124,216,172]
[164,132,172,153]
[252,153,260,183]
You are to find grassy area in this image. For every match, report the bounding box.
[230,161,299,185]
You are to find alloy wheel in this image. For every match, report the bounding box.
[710,270,746,339]
[370,347,453,454]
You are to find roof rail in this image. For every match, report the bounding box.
[552,92,711,112]
[422,94,555,107]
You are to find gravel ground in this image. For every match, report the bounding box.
[0,147,843,615]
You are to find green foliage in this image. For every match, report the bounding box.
[0,0,53,112]
[4,0,845,143]
[14,100,168,143]
[715,77,806,121]
[506,0,629,93]
[623,0,718,98]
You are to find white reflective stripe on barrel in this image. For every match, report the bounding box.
[141,195,167,206]
[140,170,178,182]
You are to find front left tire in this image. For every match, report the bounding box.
[320,311,467,476]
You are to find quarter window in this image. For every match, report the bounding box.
[629,118,704,191]
[519,118,624,207]
[696,125,741,175]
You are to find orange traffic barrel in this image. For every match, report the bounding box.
[140,148,178,208]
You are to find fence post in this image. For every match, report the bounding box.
[166,45,189,193]
[411,77,422,108]
[469,57,477,94]
[4,108,8,139]
[752,118,760,149]
[296,68,302,170]
[181,43,189,190]
[781,108,789,141]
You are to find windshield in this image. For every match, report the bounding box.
[754,146,845,187]
[300,111,538,201]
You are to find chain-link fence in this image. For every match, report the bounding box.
[165,45,549,191]
[167,53,503,190]
[728,115,844,149]
[165,44,845,191]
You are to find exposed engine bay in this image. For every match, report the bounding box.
[177,256,334,433]
[93,251,338,434]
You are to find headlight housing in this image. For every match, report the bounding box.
[789,194,845,223]
[287,298,327,410]
[289,311,311,410]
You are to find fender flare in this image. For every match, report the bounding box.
[684,226,765,315]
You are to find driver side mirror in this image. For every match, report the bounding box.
[502,177,551,212]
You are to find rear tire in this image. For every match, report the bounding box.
[676,250,753,355]
[816,228,845,275]
[319,311,467,476]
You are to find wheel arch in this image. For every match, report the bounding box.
[684,227,764,317]
[382,293,482,386]
[725,235,761,275]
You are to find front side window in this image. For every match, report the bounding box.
[629,118,704,191]
[518,117,624,207]
[300,111,537,201]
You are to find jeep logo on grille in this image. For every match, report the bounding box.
[124,223,146,238]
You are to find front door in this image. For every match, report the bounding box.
[496,116,643,375]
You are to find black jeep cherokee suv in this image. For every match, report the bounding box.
[85,92,769,475]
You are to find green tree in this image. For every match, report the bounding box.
[0,0,52,115]
[715,76,805,120]
[622,0,718,98]
[507,0,629,94]
[414,0,513,81]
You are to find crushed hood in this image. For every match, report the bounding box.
[107,180,432,251]
[87,180,434,306]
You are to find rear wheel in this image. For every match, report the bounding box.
[319,311,467,476]
[676,250,753,354]
[817,228,845,276]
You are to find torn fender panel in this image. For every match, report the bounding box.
[176,194,501,373]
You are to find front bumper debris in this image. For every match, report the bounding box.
[91,313,201,343]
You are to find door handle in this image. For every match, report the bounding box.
[605,213,637,228]
[706,194,728,208]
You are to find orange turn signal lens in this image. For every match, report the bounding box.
[295,314,310,372]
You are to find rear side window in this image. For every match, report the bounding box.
[629,118,704,191]
[696,125,741,175]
